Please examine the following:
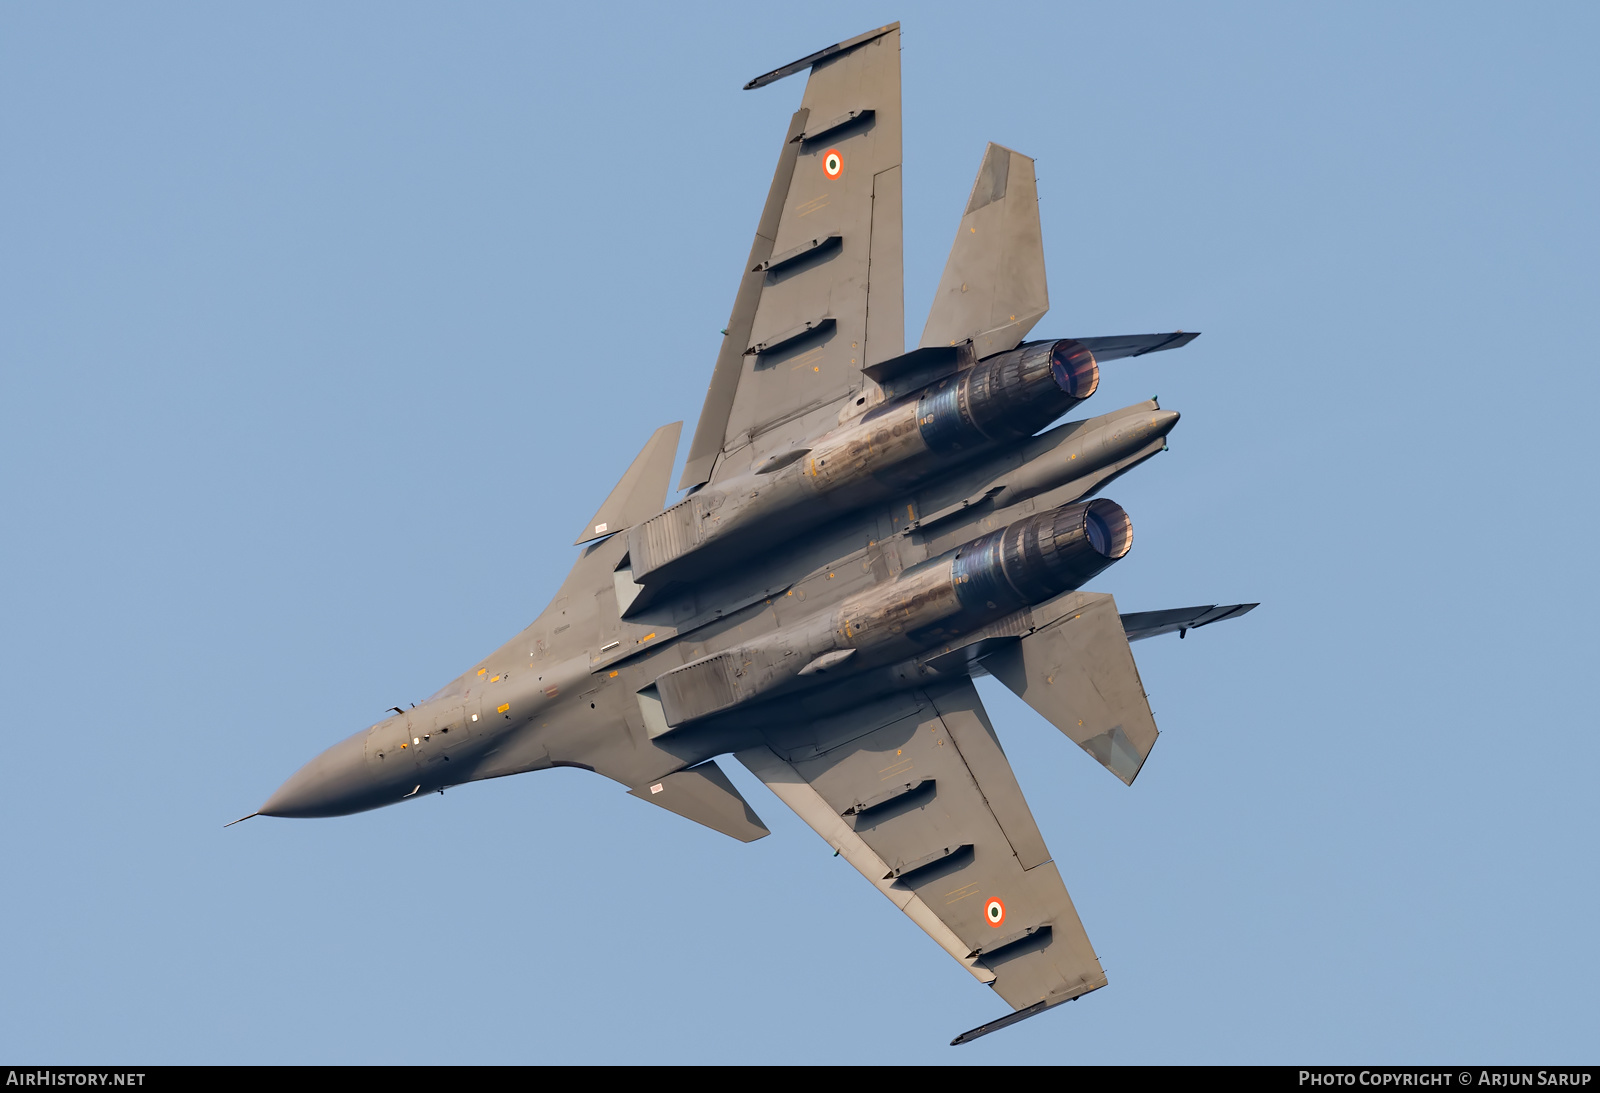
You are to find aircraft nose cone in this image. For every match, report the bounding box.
[260,730,375,818]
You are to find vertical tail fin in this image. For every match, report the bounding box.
[920,143,1048,360]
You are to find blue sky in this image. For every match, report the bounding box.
[2,2,1596,1063]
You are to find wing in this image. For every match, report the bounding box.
[736,678,1107,1042]
[680,24,904,490]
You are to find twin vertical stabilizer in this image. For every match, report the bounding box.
[921,143,1049,359]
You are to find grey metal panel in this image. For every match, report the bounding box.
[574,421,682,545]
[1120,602,1258,642]
[927,678,1051,870]
[627,759,770,843]
[740,678,1107,1013]
[920,144,1048,360]
[627,497,700,577]
[984,592,1161,786]
[754,233,840,273]
[679,107,810,491]
[715,27,902,475]
[1003,435,1167,514]
[736,741,998,988]
[748,315,835,356]
[800,108,875,143]
[655,652,740,725]
[858,343,960,384]
[865,164,904,367]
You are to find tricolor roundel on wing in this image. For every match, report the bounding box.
[984,897,1006,927]
[822,148,843,180]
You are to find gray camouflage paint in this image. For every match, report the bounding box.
[245,22,1255,1045]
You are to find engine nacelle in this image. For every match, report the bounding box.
[651,498,1134,726]
[806,339,1099,492]
[915,338,1100,455]
[631,341,1104,587]
[838,497,1133,650]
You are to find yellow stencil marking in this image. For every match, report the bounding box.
[490,675,500,682]
[638,632,656,643]
[477,668,487,676]
[497,703,510,713]
[879,757,913,780]
[945,882,980,905]
[788,346,824,372]
[795,193,830,217]
[608,671,619,678]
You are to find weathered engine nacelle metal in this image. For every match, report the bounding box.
[649,497,1133,727]
[806,339,1098,491]
[838,497,1131,650]
[914,339,1100,455]
[629,341,1104,588]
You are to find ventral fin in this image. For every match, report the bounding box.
[628,760,771,843]
[575,422,682,545]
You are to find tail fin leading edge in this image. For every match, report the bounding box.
[920,143,1048,360]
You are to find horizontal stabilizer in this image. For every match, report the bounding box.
[921,143,1048,360]
[1072,331,1199,361]
[1120,602,1257,642]
[983,592,1159,786]
[628,760,770,843]
[575,421,682,545]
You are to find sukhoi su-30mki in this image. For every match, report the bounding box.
[237,23,1256,1045]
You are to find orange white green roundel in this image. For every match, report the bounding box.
[984,897,1006,927]
[822,148,843,179]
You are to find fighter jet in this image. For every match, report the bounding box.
[238,23,1256,1045]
